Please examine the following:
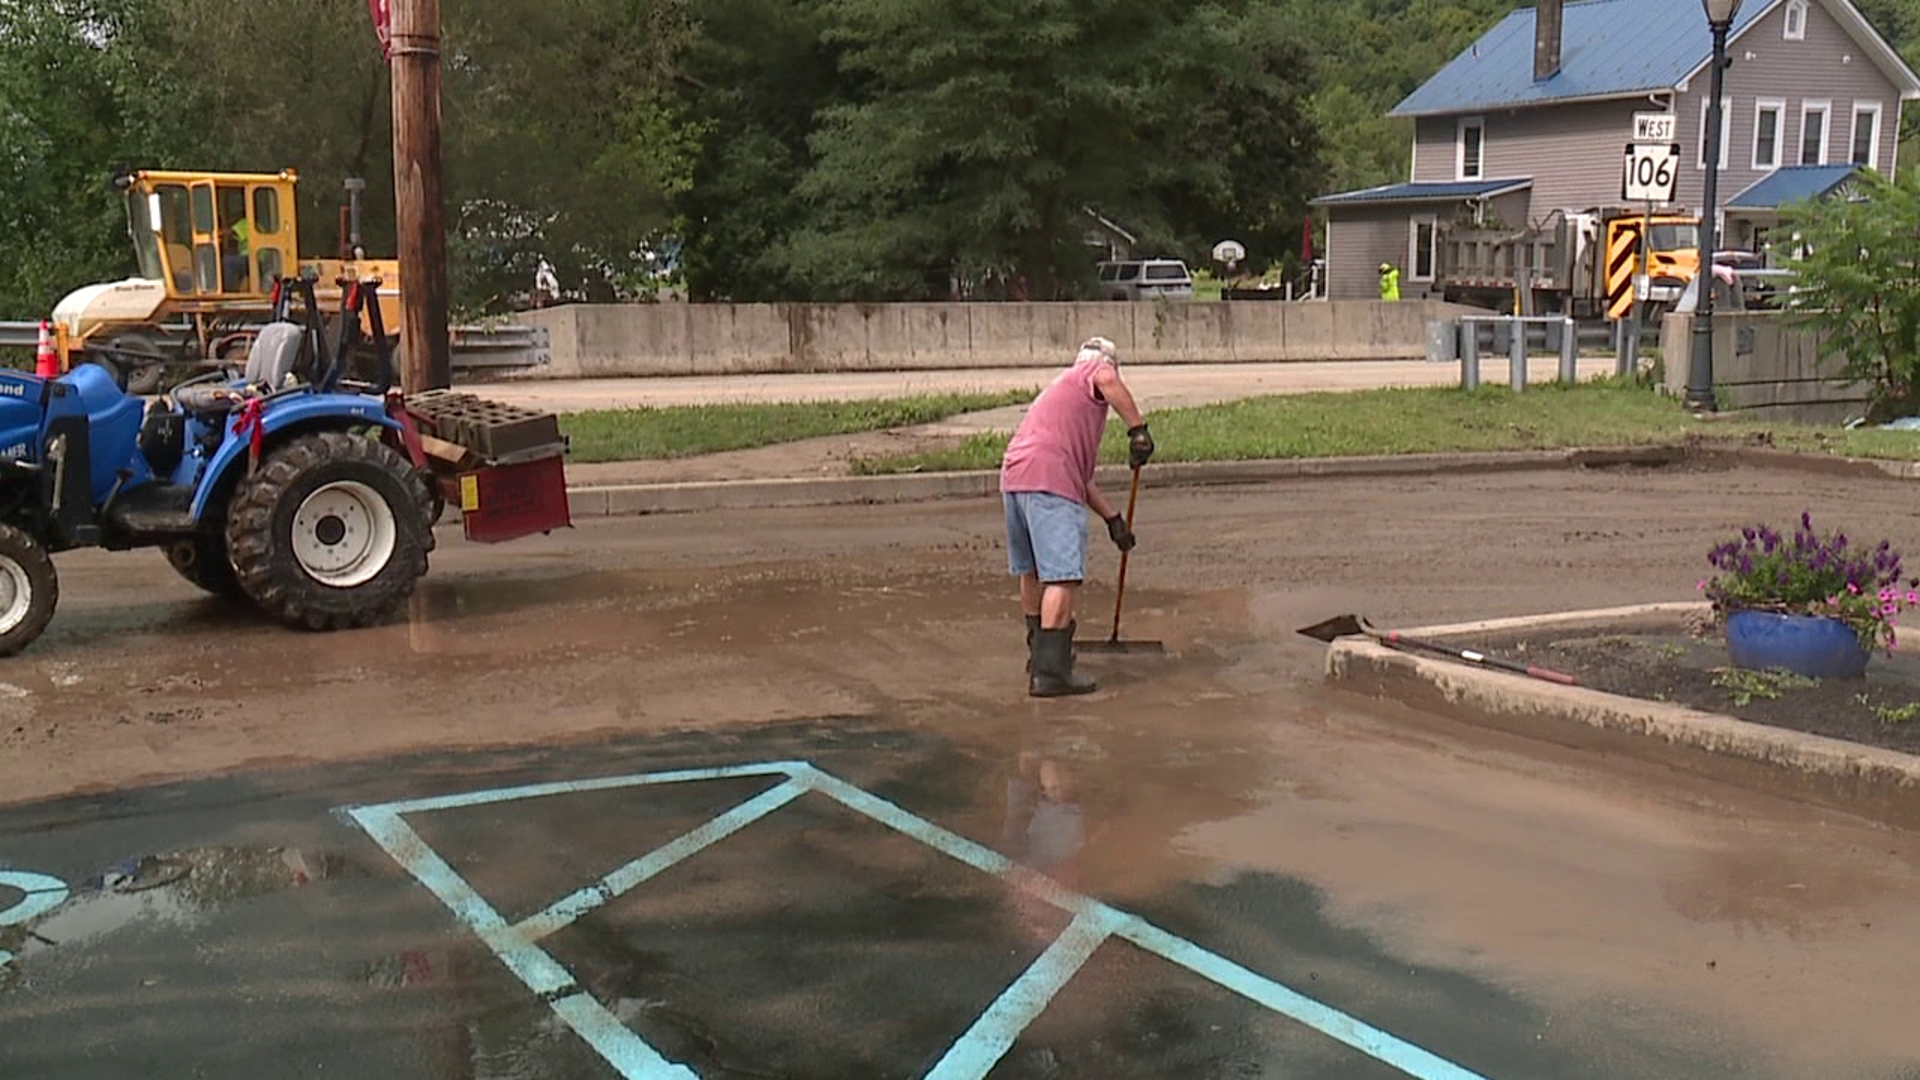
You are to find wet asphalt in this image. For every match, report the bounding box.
[0,721,1768,1080]
[6,473,1920,1078]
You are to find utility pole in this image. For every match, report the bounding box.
[389,0,452,392]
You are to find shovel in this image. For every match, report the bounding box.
[1077,465,1165,655]
[1296,614,1577,686]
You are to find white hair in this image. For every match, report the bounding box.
[1076,336,1119,365]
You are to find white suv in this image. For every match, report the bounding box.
[1097,259,1194,301]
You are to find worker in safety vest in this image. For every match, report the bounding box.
[1378,262,1400,302]
[223,216,252,292]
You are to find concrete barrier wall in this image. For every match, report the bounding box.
[1660,312,1867,424]
[517,300,1476,378]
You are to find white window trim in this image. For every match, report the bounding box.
[1456,116,1485,181]
[1753,99,1786,172]
[1697,97,1731,170]
[1800,100,1830,165]
[1784,0,1807,41]
[1851,101,1883,170]
[1409,215,1438,282]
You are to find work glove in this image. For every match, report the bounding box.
[1105,514,1137,553]
[1127,424,1155,468]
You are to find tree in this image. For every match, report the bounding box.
[0,0,202,319]
[754,0,1323,301]
[1783,168,1920,419]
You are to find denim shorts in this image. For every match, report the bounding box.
[1004,491,1087,583]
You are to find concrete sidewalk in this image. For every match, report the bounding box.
[471,356,1621,414]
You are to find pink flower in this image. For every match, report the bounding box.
[1697,579,1707,591]
[1848,582,1861,595]
[1884,603,1899,617]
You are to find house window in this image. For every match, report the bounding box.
[1754,100,1784,170]
[1457,117,1485,180]
[1784,0,1807,40]
[1800,101,1830,165]
[1851,102,1883,169]
[1698,97,1729,169]
[1409,217,1438,281]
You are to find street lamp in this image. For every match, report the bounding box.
[1687,0,1743,412]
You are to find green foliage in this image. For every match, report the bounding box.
[1783,168,1920,417]
[1712,667,1818,708]
[1855,693,1920,724]
[558,390,1033,463]
[0,0,202,318]
[678,0,1323,300]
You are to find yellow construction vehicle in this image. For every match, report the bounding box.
[48,168,402,393]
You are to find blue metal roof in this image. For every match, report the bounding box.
[1726,164,1860,209]
[1391,0,1776,117]
[1311,179,1532,207]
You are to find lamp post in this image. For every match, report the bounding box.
[1687,0,1743,412]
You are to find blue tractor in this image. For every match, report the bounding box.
[0,277,441,656]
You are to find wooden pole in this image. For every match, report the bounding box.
[389,0,451,392]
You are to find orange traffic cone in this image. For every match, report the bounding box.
[34,321,58,378]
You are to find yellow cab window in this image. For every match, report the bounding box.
[154,184,195,292]
[217,185,251,291]
[252,187,281,235]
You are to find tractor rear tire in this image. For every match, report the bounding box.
[0,524,59,657]
[226,431,434,631]
[165,536,242,599]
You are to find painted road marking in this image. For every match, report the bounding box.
[0,869,70,971]
[341,762,1492,1080]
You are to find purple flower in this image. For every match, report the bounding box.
[1802,510,1814,531]
[1742,527,1757,543]
[1739,555,1753,575]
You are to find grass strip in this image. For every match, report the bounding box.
[559,389,1034,463]
[850,379,1920,475]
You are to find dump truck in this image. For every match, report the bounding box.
[1433,207,1701,320]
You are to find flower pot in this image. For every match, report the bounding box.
[1723,610,1870,679]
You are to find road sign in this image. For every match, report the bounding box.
[1622,143,1680,203]
[1633,112,1677,142]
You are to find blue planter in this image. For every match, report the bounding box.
[1724,610,1870,679]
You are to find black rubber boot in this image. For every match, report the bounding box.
[1025,614,1041,673]
[1030,625,1097,697]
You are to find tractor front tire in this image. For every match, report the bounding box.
[165,536,242,599]
[226,432,434,631]
[0,524,59,657]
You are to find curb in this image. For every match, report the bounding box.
[558,443,1920,519]
[1322,605,1920,829]
[561,448,1598,519]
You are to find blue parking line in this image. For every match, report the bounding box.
[511,777,807,942]
[344,761,1494,1080]
[1116,918,1490,1080]
[923,907,1116,1080]
[347,803,701,1078]
[363,761,808,816]
[0,870,71,973]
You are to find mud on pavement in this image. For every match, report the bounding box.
[2,465,1919,1078]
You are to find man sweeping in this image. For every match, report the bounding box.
[1001,336,1154,697]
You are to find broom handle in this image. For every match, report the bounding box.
[1109,465,1141,642]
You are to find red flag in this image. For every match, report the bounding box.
[1301,214,1314,262]
[368,0,392,60]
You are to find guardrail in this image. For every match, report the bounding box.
[0,320,549,373]
[1429,315,1580,391]
[0,322,43,349]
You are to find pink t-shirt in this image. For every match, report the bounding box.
[1000,359,1111,504]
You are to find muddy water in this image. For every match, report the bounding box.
[3,467,1920,1074]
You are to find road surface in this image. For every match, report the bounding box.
[1,465,1915,1079]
